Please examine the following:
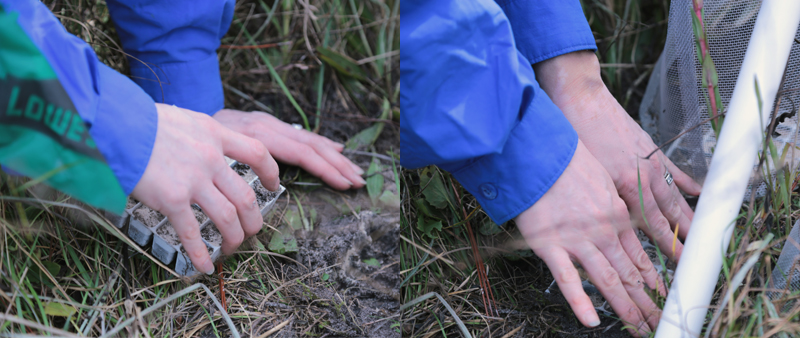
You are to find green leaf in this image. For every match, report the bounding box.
[254,239,268,251]
[346,123,383,150]
[29,261,59,286]
[419,168,451,209]
[413,198,435,218]
[283,208,304,230]
[316,47,368,80]
[417,213,442,238]
[366,159,384,200]
[378,190,400,209]
[321,273,330,281]
[345,99,390,150]
[362,258,381,267]
[44,302,76,317]
[268,225,298,254]
[309,207,318,224]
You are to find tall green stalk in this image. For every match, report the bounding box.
[692,0,725,138]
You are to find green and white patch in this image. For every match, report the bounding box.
[0,8,125,213]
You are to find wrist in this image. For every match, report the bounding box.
[532,50,607,109]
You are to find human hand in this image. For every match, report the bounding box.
[131,104,280,274]
[213,109,365,190]
[534,51,702,261]
[517,141,663,336]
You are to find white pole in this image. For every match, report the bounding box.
[655,1,800,337]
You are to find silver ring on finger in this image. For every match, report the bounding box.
[664,169,674,186]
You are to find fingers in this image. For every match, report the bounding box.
[613,229,664,329]
[256,112,345,150]
[248,112,364,188]
[214,167,263,237]
[664,156,702,196]
[575,245,650,336]
[651,174,693,240]
[538,249,600,328]
[167,205,215,274]
[194,186,245,256]
[617,163,685,261]
[259,134,359,190]
[220,129,280,191]
[629,188,683,261]
[213,109,362,190]
[619,229,665,296]
[676,195,695,238]
[308,142,366,187]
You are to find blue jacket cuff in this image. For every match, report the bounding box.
[442,87,578,224]
[129,54,223,116]
[91,64,158,195]
[495,0,597,64]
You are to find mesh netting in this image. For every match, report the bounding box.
[639,0,800,297]
[769,219,800,302]
[640,0,800,199]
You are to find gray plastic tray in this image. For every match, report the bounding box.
[106,158,285,276]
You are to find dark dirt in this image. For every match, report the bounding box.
[192,205,208,225]
[201,223,223,247]
[132,206,164,228]
[232,163,259,184]
[473,229,678,337]
[192,159,400,338]
[253,178,401,338]
[212,16,399,334]
[254,182,281,208]
[125,199,137,211]
[155,222,181,246]
[289,210,399,337]
[180,242,214,257]
[233,162,250,176]
[473,257,632,338]
[150,205,207,248]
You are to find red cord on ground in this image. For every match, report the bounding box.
[450,177,499,318]
[218,262,227,312]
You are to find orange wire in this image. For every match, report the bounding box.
[450,177,499,317]
[218,262,227,312]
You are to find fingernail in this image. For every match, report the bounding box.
[355,176,367,185]
[270,179,281,192]
[351,163,365,175]
[202,262,215,275]
[343,177,354,186]
[585,313,601,327]
[334,142,345,149]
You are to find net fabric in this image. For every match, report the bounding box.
[640,0,800,199]
[769,219,800,302]
[640,0,800,303]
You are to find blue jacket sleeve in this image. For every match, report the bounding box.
[4,0,157,195]
[494,0,597,64]
[401,0,590,224]
[106,0,235,116]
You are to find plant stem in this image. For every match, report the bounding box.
[692,0,725,137]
